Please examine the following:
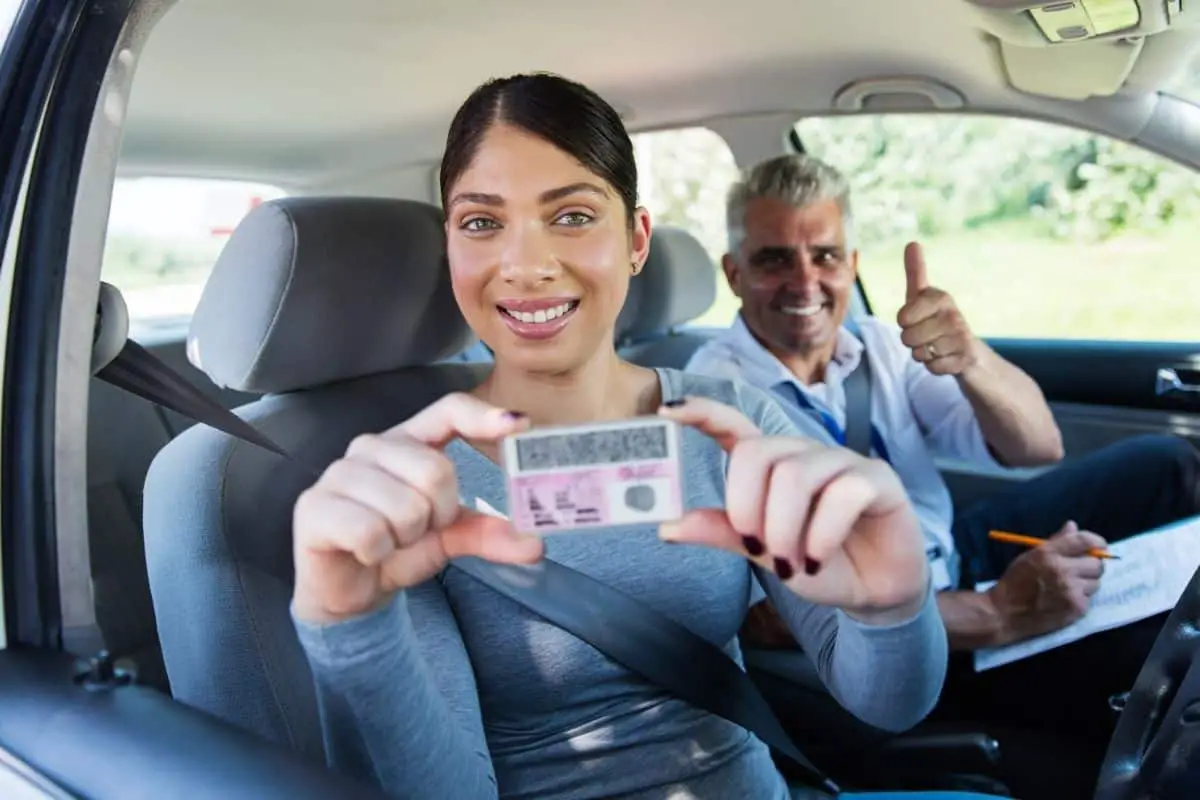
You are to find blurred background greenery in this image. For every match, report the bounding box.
[636,105,1200,342]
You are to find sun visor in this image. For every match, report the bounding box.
[961,1,1199,99]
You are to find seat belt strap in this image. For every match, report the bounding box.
[95,343,838,795]
[840,319,873,458]
[452,557,837,793]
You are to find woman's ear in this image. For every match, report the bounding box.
[630,206,652,272]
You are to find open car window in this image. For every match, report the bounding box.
[631,126,740,327]
[795,113,1200,344]
[102,177,286,341]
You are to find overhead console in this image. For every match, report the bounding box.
[963,1,1200,99]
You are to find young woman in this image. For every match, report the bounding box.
[289,73,1000,800]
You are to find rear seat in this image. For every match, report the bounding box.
[87,338,259,691]
[618,226,718,368]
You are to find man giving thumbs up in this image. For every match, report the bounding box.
[687,154,1200,769]
[896,241,1061,465]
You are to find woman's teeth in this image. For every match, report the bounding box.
[782,304,824,317]
[502,301,576,324]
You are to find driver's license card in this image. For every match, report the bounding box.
[499,417,684,535]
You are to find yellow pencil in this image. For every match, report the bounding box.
[988,530,1120,560]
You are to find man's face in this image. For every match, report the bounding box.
[723,196,858,360]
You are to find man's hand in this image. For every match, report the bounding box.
[896,242,980,377]
[985,521,1107,645]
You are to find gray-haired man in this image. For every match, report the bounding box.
[687,153,1200,762]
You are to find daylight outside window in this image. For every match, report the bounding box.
[794,113,1200,343]
[0,0,19,43]
[631,127,741,327]
[102,178,285,340]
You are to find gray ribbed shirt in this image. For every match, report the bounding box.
[293,369,947,799]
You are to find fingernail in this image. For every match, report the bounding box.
[658,521,682,541]
[804,557,821,576]
[741,535,765,556]
[503,410,527,421]
[774,557,794,580]
[663,398,686,408]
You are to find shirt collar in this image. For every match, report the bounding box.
[722,313,864,392]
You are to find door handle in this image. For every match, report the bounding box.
[1155,367,1200,396]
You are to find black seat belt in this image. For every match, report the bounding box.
[96,340,839,795]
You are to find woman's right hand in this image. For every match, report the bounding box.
[291,393,544,625]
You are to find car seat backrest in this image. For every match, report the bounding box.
[143,196,483,760]
[619,226,718,368]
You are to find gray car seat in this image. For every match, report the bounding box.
[143,196,486,760]
[618,226,718,368]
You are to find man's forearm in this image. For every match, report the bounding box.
[937,590,1013,651]
[958,341,1063,467]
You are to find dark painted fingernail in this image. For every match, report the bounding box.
[774,557,794,580]
[663,398,686,408]
[804,557,821,576]
[741,536,765,556]
[503,410,527,421]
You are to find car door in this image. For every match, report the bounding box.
[792,111,1200,511]
[0,2,381,796]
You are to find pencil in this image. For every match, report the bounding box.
[988,530,1120,560]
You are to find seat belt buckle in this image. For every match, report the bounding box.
[500,417,685,535]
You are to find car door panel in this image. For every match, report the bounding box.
[0,648,386,799]
[938,339,1200,508]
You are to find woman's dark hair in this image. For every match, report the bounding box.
[439,73,638,224]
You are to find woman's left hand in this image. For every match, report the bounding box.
[658,396,929,625]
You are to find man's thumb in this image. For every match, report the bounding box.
[904,241,928,302]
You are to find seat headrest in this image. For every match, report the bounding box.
[187,197,473,394]
[618,226,717,342]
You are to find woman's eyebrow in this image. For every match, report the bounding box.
[538,182,607,203]
[448,191,503,208]
[448,183,607,209]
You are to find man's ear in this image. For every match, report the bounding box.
[721,253,743,298]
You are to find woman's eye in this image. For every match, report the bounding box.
[461,217,499,232]
[555,211,593,227]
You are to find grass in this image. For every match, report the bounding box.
[695,221,1200,343]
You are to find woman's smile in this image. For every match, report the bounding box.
[496,297,582,340]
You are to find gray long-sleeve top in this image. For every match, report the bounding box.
[293,369,948,799]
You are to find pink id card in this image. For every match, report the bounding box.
[500,417,685,535]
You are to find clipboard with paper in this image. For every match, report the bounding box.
[973,515,1200,672]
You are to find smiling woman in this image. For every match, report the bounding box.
[286,71,980,800]
[438,74,651,381]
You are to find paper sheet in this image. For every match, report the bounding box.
[973,515,1200,672]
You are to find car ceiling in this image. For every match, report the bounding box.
[119,0,1200,188]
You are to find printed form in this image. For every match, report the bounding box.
[974,516,1200,671]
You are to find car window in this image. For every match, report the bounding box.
[0,0,18,42]
[631,127,740,327]
[794,113,1200,342]
[102,177,285,340]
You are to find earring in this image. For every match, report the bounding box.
[631,261,641,276]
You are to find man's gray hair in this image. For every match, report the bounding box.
[726,154,855,255]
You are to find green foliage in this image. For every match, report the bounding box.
[793,114,1200,246]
